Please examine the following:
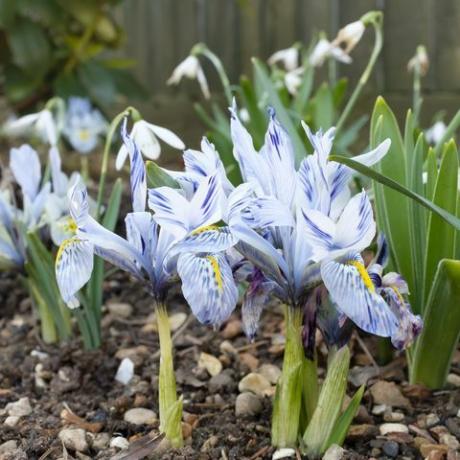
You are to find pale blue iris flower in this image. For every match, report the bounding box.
[228,105,420,348]
[63,97,107,154]
[56,120,239,326]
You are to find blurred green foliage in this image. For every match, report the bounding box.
[0,0,147,111]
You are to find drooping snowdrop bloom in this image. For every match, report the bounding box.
[425,120,446,145]
[332,20,366,54]
[63,97,107,154]
[284,67,304,96]
[408,45,429,76]
[309,38,352,67]
[268,47,299,72]
[167,55,210,99]
[116,119,185,170]
[3,108,59,146]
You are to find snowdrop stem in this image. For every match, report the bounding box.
[335,12,383,135]
[193,44,233,105]
[80,156,90,182]
[155,302,183,448]
[271,305,304,447]
[95,107,136,219]
[412,60,423,125]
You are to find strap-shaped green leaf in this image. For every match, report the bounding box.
[423,141,458,304]
[410,259,460,388]
[146,160,180,189]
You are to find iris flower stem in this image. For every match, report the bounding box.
[80,155,90,182]
[155,303,183,448]
[194,44,233,106]
[335,13,383,136]
[271,305,304,447]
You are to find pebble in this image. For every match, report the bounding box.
[4,415,20,427]
[34,363,48,389]
[446,417,460,437]
[58,428,88,452]
[379,423,409,435]
[219,340,237,355]
[198,352,222,377]
[115,345,149,366]
[384,411,405,422]
[107,302,133,317]
[238,372,272,396]
[258,364,281,384]
[235,392,263,416]
[370,381,411,408]
[347,424,379,440]
[372,404,387,415]
[426,413,441,427]
[0,440,17,454]
[447,373,460,387]
[419,443,449,457]
[382,440,399,458]
[115,358,134,385]
[208,371,234,393]
[440,433,460,450]
[221,319,242,339]
[5,397,32,417]
[272,448,296,459]
[323,444,345,460]
[239,352,259,371]
[92,433,110,450]
[201,435,219,452]
[110,436,129,449]
[123,408,157,425]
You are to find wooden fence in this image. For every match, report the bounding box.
[115,0,460,144]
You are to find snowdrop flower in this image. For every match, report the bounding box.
[167,55,210,99]
[408,45,429,76]
[425,121,446,145]
[268,47,299,72]
[332,20,366,54]
[284,67,304,95]
[63,97,107,154]
[3,109,59,146]
[309,38,352,67]
[116,119,185,170]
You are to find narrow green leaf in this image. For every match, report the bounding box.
[325,385,365,448]
[302,346,350,456]
[404,110,415,179]
[146,161,180,189]
[312,83,335,130]
[370,96,414,298]
[102,178,123,230]
[292,65,314,115]
[240,75,266,148]
[252,57,307,164]
[328,155,460,231]
[423,140,458,303]
[434,109,460,156]
[425,147,438,200]
[411,259,460,388]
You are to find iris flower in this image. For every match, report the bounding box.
[63,97,107,154]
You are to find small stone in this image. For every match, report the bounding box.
[419,443,449,457]
[208,372,234,393]
[370,381,411,408]
[198,352,222,377]
[115,358,134,385]
[0,440,17,454]
[115,346,149,366]
[107,302,133,317]
[446,417,460,438]
[440,433,460,450]
[414,436,431,449]
[426,413,441,427]
[219,340,237,355]
[168,312,187,332]
[447,373,460,387]
[4,415,20,427]
[59,428,88,452]
[426,451,446,460]
[182,421,193,439]
[110,436,129,449]
[384,411,405,422]
[92,433,110,450]
[382,440,399,458]
[379,423,409,435]
[272,448,296,459]
[347,424,379,440]
[258,364,281,384]
[123,408,157,425]
[5,397,32,417]
[201,435,219,452]
[372,404,387,415]
[323,444,345,460]
[238,373,272,396]
[221,319,242,339]
[235,392,263,416]
[239,353,259,371]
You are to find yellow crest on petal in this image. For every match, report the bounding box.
[206,255,223,291]
[349,260,375,293]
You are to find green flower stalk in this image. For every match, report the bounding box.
[408,45,429,124]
